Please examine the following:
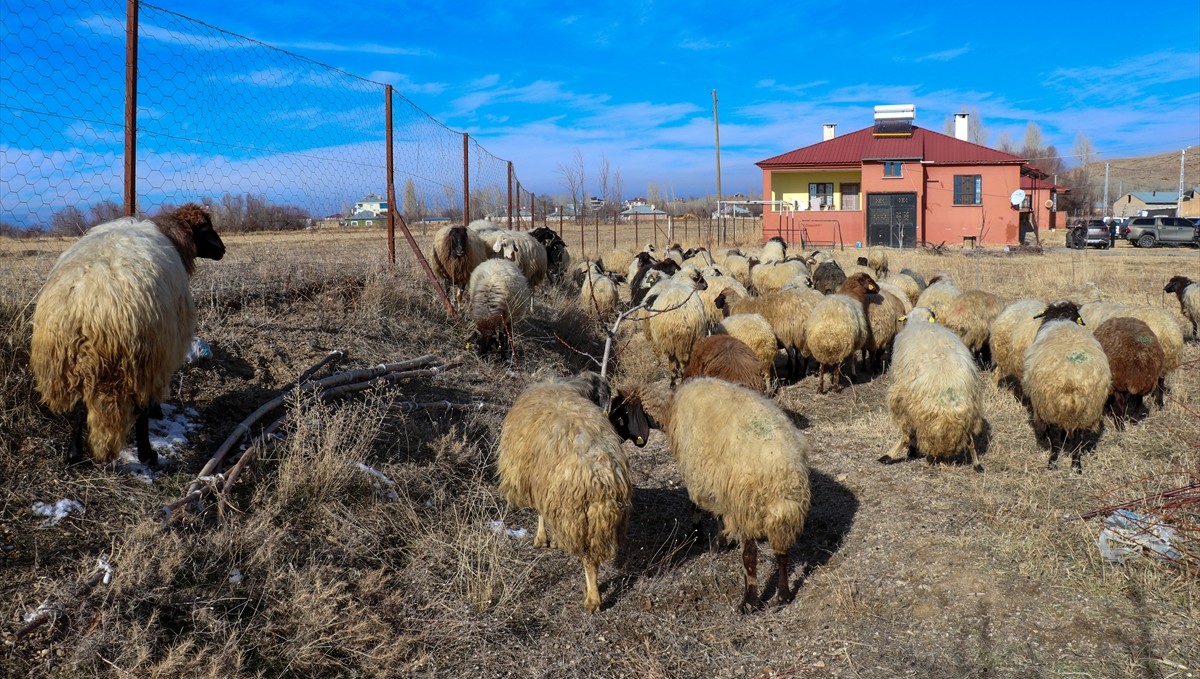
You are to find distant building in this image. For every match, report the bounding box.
[620,204,667,220]
[1112,190,1186,219]
[1179,186,1200,220]
[352,193,388,217]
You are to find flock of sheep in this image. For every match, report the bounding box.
[25,208,1199,615]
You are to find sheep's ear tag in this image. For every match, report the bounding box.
[1033,311,1046,319]
[898,315,907,322]
[1076,317,1085,326]
[927,315,935,323]
[465,341,472,349]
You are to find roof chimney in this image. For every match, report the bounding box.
[823,123,837,141]
[954,112,969,141]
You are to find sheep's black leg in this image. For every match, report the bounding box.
[1069,433,1084,474]
[1112,393,1127,432]
[1046,428,1062,469]
[134,405,159,467]
[775,551,792,603]
[740,540,760,613]
[688,501,705,544]
[1153,377,1165,409]
[66,404,87,467]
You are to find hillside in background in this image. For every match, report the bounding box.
[1084,148,1200,198]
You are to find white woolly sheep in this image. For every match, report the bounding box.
[879,307,984,471]
[989,298,1048,388]
[497,380,632,613]
[877,280,913,314]
[881,271,924,306]
[804,273,879,393]
[579,261,621,316]
[467,218,505,250]
[1022,301,1112,472]
[939,289,1004,367]
[642,268,709,382]
[1164,275,1199,339]
[31,204,226,466]
[494,230,549,288]
[465,258,532,361]
[750,259,810,295]
[914,276,960,319]
[1093,317,1164,430]
[760,236,787,263]
[722,252,755,289]
[629,378,812,611]
[867,246,889,277]
[432,224,491,306]
[696,267,750,327]
[713,313,779,393]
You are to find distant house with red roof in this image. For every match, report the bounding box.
[755,106,1067,247]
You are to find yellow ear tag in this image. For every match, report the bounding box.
[928,316,935,323]
[465,342,472,349]
[1076,318,1085,326]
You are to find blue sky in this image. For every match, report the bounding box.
[3,0,1199,225]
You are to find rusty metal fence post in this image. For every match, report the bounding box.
[123,0,138,217]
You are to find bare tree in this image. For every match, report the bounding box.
[597,154,611,217]
[646,181,663,211]
[558,148,586,219]
[88,199,123,226]
[996,131,1016,154]
[612,170,625,211]
[50,206,86,236]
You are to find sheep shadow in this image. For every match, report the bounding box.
[1029,420,1105,473]
[607,485,707,605]
[761,469,859,603]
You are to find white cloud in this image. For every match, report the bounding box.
[915,45,969,62]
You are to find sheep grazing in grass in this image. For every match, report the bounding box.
[867,246,889,278]
[626,378,812,612]
[497,380,632,614]
[696,269,750,327]
[989,298,1048,389]
[579,261,621,316]
[642,268,709,383]
[811,259,847,295]
[31,204,225,466]
[630,258,682,307]
[862,287,907,375]
[432,224,491,306]
[915,276,960,319]
[723,252,755,289]
[1092,317,1164,430]
[529,227,570,282]
[879,307,984,472]
[1164,275,1199,338]
[939,289,1004,367]
[713,313,779,393]
[804,273,879,393]
[682,335,763,393]
[465,258,532,361]
[750,259,810,295]
[597,248,636,280]
[881,270,925,306]
[494,231,548,288]
[1079,301,1183,407]
[1022,301,1112,472]
[467,218,505,250]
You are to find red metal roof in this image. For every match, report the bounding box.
[756,125,1026,168]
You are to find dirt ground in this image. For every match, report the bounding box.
[1,227,1198,678]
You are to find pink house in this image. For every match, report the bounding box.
[756,108,1065,248]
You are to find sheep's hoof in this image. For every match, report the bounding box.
[878,454,900,465]
[739,596,763,614]
[972,463,985,474]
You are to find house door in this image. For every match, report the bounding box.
[866,192,917,247]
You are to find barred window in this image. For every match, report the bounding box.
[954,175,982,205]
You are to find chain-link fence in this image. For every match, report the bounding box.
[1,0,536,235]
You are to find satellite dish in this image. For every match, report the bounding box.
[1010,189,1026,206]
[1044,199,1054,209]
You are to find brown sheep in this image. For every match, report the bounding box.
[682,335,764,393]
[1092,317,1165,430]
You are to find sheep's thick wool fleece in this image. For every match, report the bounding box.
[497,383,631,562]
[31,218,195,462]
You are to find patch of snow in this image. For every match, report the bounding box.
[487,519,529,539]
[115,403,202,477]
[31,499,84,528]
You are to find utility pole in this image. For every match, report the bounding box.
[1180,147,1188,199]
[712,89,723,243]
[1103,163,1110,219]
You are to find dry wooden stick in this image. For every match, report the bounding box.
[16,566,107,638]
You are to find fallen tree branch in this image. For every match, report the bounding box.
[160,356,470,524]
[16,559,110,638]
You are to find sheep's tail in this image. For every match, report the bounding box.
[85,388,135,464]
[763,496,811,556]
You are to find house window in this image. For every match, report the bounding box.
[953,175,982,205]
[841,183,861,210]
[884,161,902,177]
[809,183,834,209]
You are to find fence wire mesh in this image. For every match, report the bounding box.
[1,0,525,235]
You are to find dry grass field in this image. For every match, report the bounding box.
[1,224,1198,678]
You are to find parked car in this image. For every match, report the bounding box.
[1068,219,1114,249]
[1121,216,1200,248]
